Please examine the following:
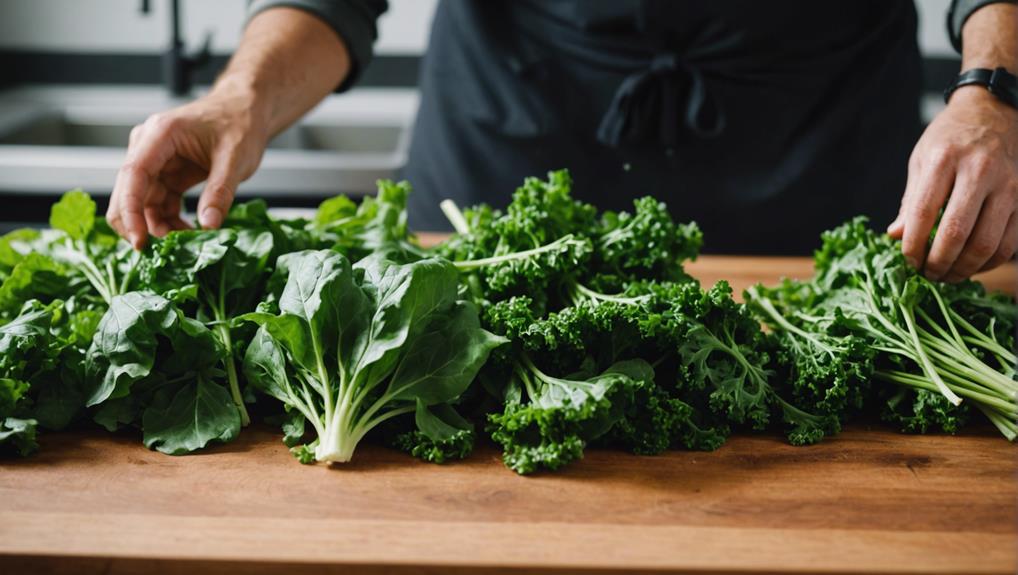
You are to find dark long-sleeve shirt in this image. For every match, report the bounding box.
[245,0,1013,254]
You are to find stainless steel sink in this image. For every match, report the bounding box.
[0,111,404,154]
[0,86,418,198]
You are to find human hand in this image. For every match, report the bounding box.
[106,82,271,249]
[888,87,1018,282]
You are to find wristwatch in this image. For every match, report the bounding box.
[944,67,1018,109]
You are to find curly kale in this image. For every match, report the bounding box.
[746,282,875,416]
[488,356,655,474]
[752,216,1017,440]
[590,196,703,290]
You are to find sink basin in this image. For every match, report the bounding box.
[0,85,418,198]
[0,111,405,154]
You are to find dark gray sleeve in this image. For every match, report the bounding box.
[247,0,389,92]
[947,0,1017,53]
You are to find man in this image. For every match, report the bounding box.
[107,0,1018,281]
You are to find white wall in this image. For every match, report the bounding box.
[915,0,955,57]
[0,0,438,55]
[0,0,956,58]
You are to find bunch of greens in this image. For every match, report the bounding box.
[3,176,1013,472]
[0,191,134,454]
[0,299,99,455]
[241,249,504,464]
[746,217,1017,439]
[137,228,274,425]
[84,291,241,454]
[436,170,831,474]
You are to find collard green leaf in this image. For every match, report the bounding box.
[142,374,242,455]
[242,249,499,464]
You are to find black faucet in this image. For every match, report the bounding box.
[140,0,212,96]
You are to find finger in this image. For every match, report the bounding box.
[114,115,180,248]
[901,152,955,270]
[105,125,144,237]
[161,191,191,231]
[887,215,904,239]
[105,180,123,236]
[942,193,1012,282]
[923,169,985,280]
[889,154,920,239]
[143,182,170,238]
[111,161,152,249]
[979,211,1018,272]
[196,147,241,229]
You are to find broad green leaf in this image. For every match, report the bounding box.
[142,374,241,455]
[242,325,293,403]
[387,300,506,405]
[0,254,73,316]
[315,195,357,227]
[351,254,459,385]
[49,189,96,241]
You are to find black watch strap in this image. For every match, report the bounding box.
[944,67,1018,109]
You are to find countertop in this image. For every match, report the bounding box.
[1,256,1015,575]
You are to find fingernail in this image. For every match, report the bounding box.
[200,206,223,229]
[131,233,145,250]
[905,256,919,269]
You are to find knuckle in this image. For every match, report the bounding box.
[967,237,997,259]
[119,160,146,180]
[1007,177,1018,200]
[925,146,955,169]
[205,183,235,202]
[967,153,993,176]
[924,262,948,278]
[147,112,180,134]
[910,202,939,223]
[908,151,920,171]
[936,220,968,243]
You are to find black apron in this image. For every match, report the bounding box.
[402,0,923,255]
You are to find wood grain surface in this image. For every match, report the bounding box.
[1,257,1015,575]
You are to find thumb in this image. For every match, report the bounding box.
[197,149,241,229]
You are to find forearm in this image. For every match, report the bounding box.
[213,7,351,137]
[961,3,1018,72]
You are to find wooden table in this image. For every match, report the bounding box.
[1,257,1015,575]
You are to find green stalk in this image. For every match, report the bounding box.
[570,281,650,306]
[439,199,471,235]
[898,302,962,405]
[876,370,1016,415]
[452,235,583,270]
[975,404,1018,441]
[211,272,250,426]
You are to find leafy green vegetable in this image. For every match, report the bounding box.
[242,249,504,463]
[388,400,476,463]
[47,190,138,306]
[85,291,240,454]
[747,217,1017,439]
[489,356,655,474]
[139,228,274,425]
[0,297,102,455]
